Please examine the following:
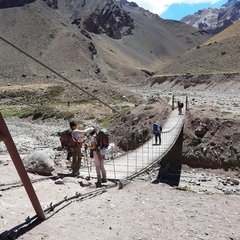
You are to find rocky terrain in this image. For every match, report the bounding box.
[182,0,240,34]
[0,0,240,239]
[0,108,240,239]
[145,73,240,170]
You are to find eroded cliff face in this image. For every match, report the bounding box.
[71,1,134,39]
[183,111,240,170]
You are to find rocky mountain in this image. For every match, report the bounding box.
[0,0,209,87]
[181,0,240,34]
[158,20,240,75]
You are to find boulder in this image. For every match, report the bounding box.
[23,149,55,175]
[55,179,64,185]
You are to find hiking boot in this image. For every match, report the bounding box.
[101,179,107,183]
[71,171,79,177]
[95,181,102,188]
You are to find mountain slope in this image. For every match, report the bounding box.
[158,21,240,75]
[0,0,209,86]
[181,0,240,34]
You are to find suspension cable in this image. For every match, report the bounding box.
[0,35,122,115]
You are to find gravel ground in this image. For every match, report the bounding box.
[0,112,240,240]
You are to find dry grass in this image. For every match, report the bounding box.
[203,21,240,45]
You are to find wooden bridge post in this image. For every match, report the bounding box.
[0,113,46,220]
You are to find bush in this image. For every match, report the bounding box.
[96,114,114,129]
[210,141,216,146]
[224,135,231,140]
[191,137,201,146]
[144,105,154,111]
[230,145,238,154]
[2,108,35,118]
[32,107,74,120]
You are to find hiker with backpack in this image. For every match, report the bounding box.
[177,101,184,115]
[89,129,109,187]
[59,121,94,176]
[153,121,162,145]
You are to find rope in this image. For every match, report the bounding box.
[0,35,122,115]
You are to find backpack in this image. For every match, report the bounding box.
[96,131,109,150]
[59,130,77,149]
[153,123,162,132]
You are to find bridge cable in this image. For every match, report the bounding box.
[0,35,121,115]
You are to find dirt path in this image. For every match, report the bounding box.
[4,180,238,240]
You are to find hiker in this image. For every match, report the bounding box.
[60,121,94,176]
[90,129,108,187]
[67,121,83,176]
[153,121,162,145]
[177,101,184,115]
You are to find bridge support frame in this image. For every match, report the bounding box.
[155,125,184,186]
[0,113,46,220]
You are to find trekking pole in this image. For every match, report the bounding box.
[135,133,137,173]
[112,153,117,182]
[147,136,150,165]
[151,133,153,163]
[141,133,144,169]
[126,132,129,177]
[85,151,91,180]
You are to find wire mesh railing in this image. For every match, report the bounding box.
[80,100,186,181]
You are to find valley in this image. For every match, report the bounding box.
[0,0,239,239]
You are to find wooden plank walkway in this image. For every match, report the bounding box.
[80,108,184,180]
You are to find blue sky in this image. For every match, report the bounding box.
[133,0,228,20]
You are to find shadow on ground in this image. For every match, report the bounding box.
[0,217,43,240]
[152,158,182,186]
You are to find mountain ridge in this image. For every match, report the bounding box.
[157,21,240,75]
[0,0,209,86]
[181,0,240,34]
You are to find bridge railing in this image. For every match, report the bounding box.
[80,103,185,180]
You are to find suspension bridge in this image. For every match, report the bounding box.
[80,102,185,181]
[0,35,187,225]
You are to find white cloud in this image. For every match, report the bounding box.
[133,0,221,15]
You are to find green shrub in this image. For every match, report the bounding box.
[32,107,74,120]
[224,135,231,140]
[210,141,216,146]
[2,108,35,118]
[47,85,64,97]
[144,105,154,111]
[191,137,201,146]
[230,145,238,154]
[96,114,113,129]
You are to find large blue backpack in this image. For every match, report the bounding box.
[153,123,162,132]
